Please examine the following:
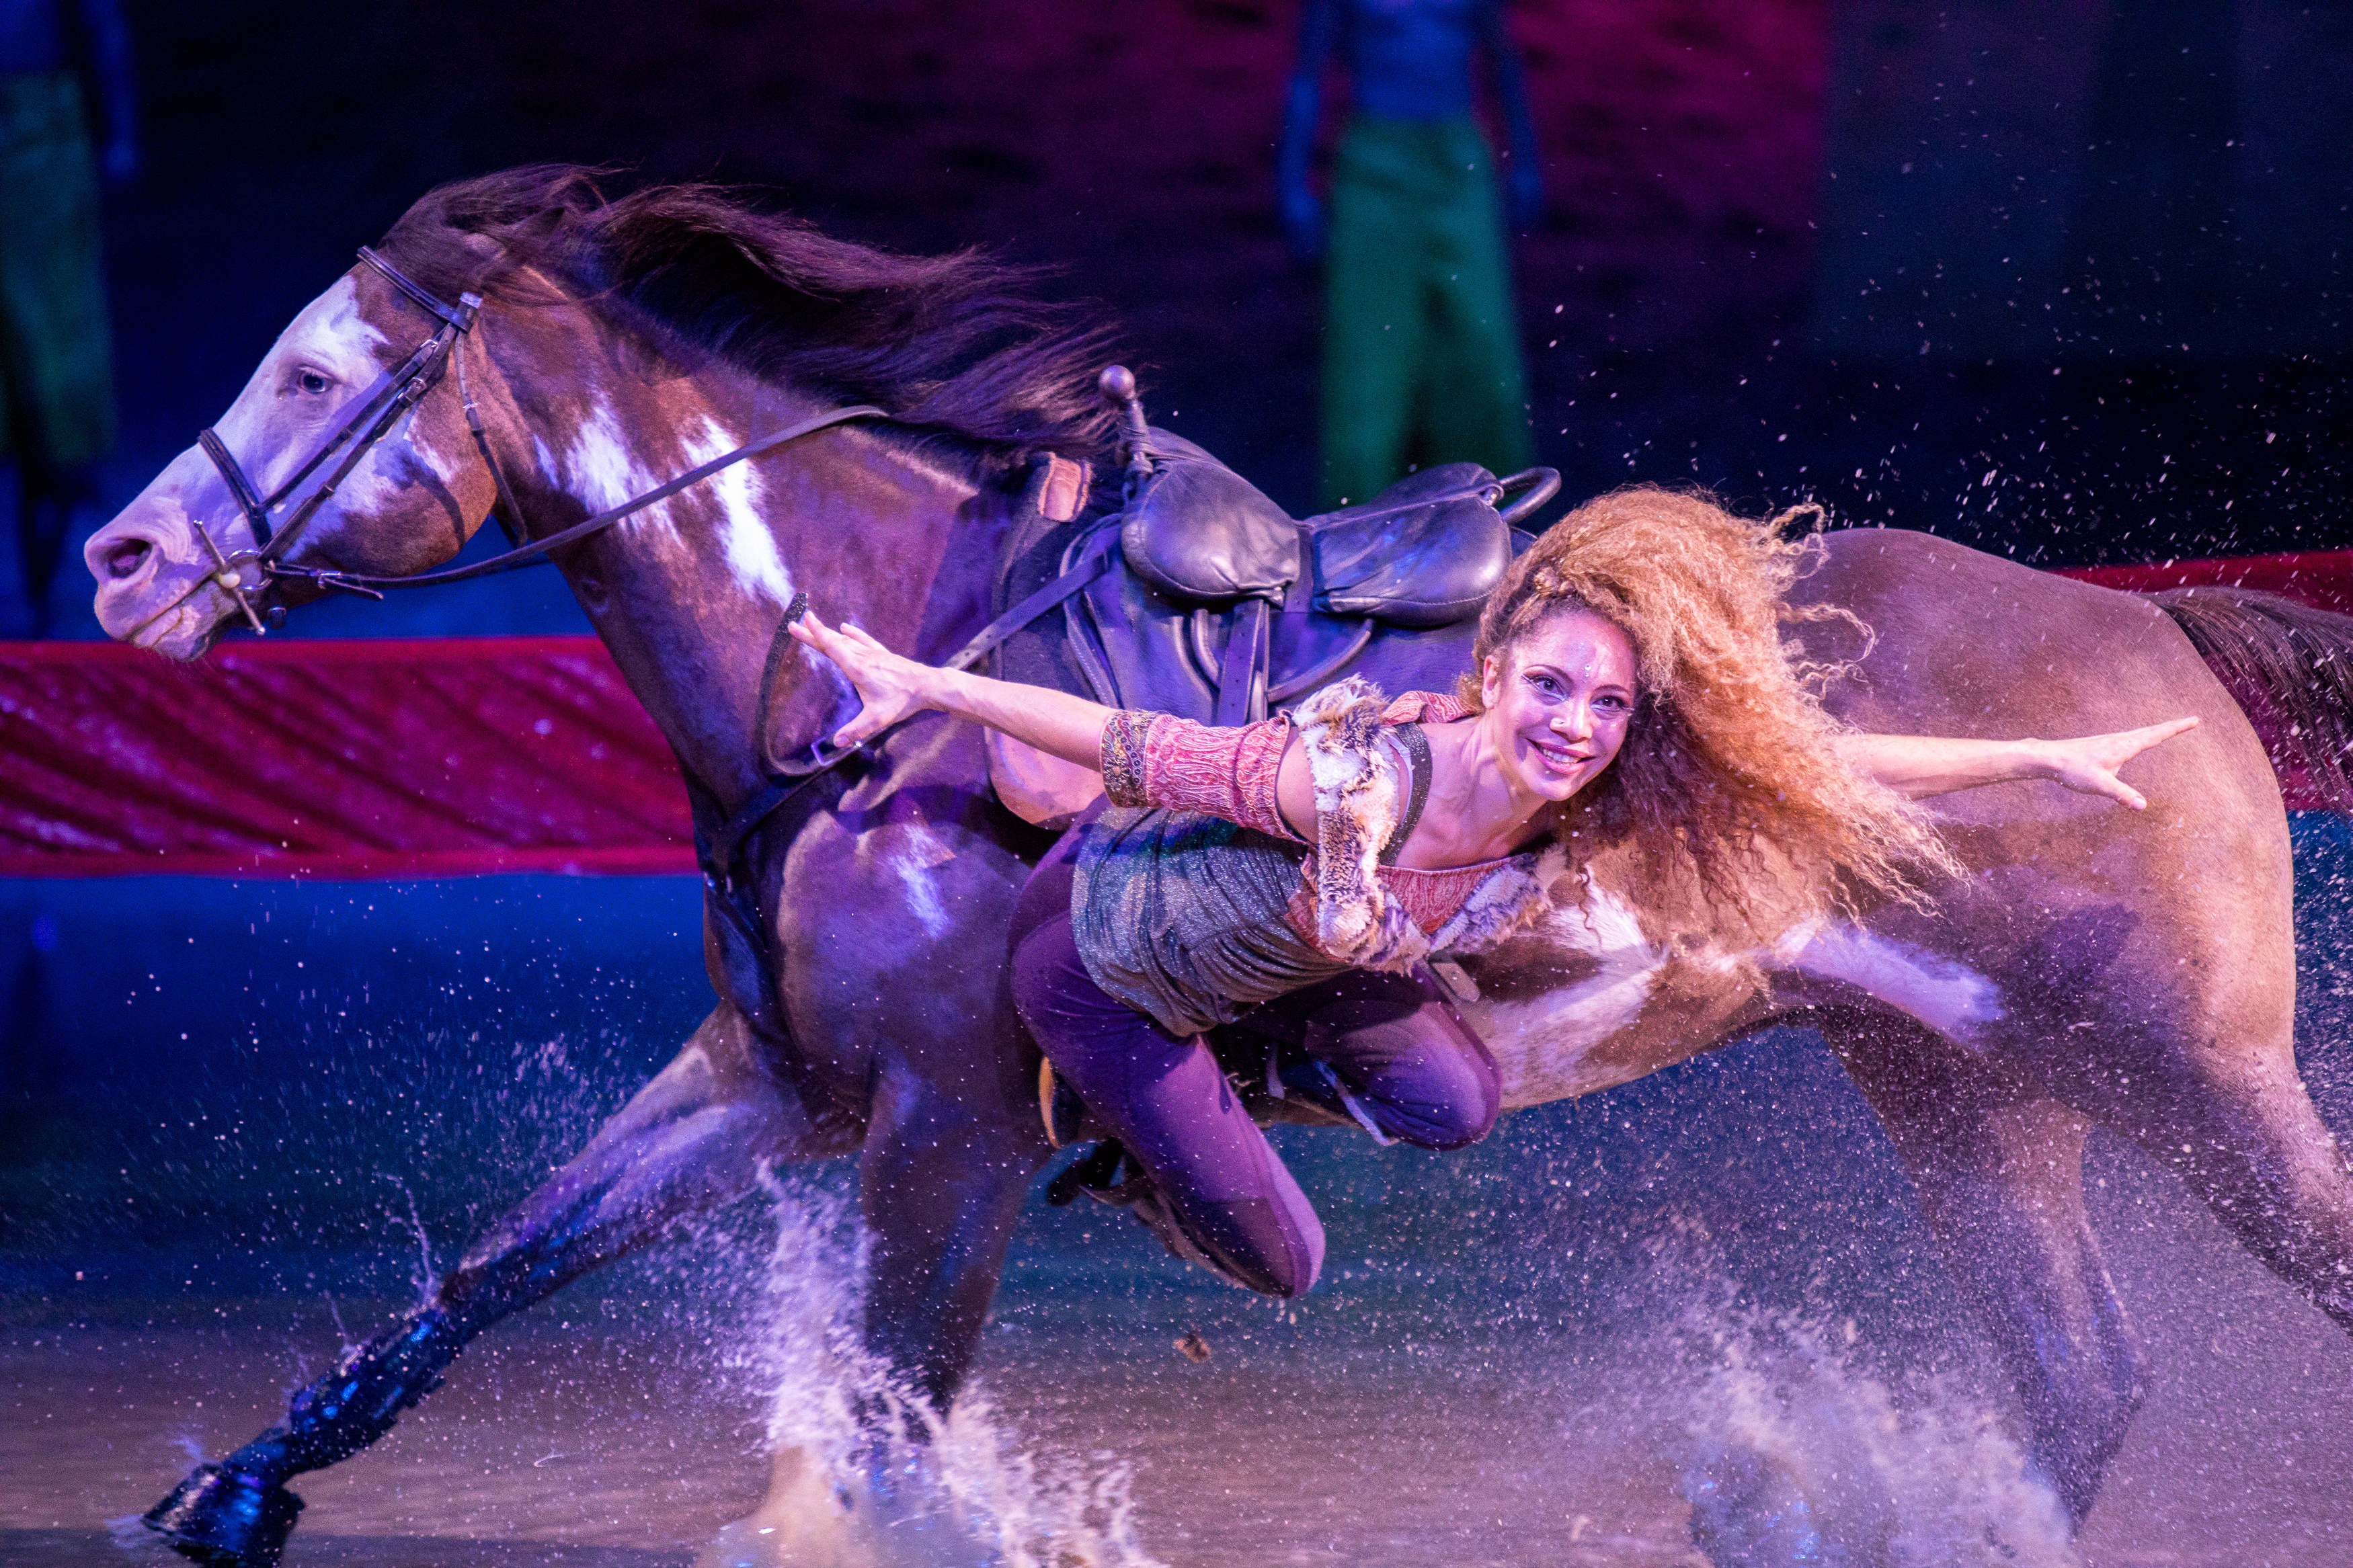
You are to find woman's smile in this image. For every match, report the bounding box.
[1523,729,1595,775]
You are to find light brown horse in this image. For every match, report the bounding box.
[86,168,2353,1567]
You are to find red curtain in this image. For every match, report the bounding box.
[7,548,2348,878]
[0,637,694,878]
[2052,546,2353,614]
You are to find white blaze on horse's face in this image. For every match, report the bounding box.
[85,276,467,659]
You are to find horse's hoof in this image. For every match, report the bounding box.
[143,1464,303,1567]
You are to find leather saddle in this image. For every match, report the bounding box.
[994,425,1556,733]
[985,376,1556,821]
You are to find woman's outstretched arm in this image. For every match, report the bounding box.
[789,612,1115,766]
[1835,718,2200,810]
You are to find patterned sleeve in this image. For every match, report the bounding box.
[1099,709,1162,807]
[1096,711,1300,839]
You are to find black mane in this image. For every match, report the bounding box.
[378,165,1118,456]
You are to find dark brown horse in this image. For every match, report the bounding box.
[85,168,2353,1567]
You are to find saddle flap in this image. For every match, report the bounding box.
[1307,463,1513,629]
[1119,431,1300,602]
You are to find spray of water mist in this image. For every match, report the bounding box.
[1620,1226,2078,1568]
[717,1170,1162,1568]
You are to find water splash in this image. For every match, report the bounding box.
[709,1173,1162,1568]
[377,1171,438,1304]
[106,1511,165,1555]
[1667,1304,2077,1568]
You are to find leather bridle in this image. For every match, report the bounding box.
[172,243,1113,882]
[188,245,886,633]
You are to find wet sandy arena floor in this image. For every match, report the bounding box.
[7,1149,2353,1567]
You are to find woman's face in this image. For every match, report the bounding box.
[1478,608,1638,803]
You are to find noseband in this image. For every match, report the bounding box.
[190,245,885,633]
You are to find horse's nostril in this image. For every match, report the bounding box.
[105,538,154,580]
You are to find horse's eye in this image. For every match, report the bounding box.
[297,370,333,395]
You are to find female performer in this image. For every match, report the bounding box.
[791,487,2194,1297]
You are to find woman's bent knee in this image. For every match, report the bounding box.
[1374,1043,1500,1151]
[1195,1195,1324,1298]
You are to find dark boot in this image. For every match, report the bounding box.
[144,1305,468,1567]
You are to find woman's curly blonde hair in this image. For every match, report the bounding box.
[1461,485,1960,954]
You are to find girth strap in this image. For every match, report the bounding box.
[1213,598,1273,727]
[701,532,1122,884]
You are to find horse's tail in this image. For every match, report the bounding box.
[2151,585,2353,813]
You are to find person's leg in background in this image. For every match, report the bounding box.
[0,71,117,636]
[1318,116,1433,511]
[1412,117,1533,483]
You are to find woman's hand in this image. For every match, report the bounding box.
[2036,716,2201,810]
[787,612,943,748]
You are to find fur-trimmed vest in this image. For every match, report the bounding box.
[1068,678,1564,1036]
[1291,677,1567,968]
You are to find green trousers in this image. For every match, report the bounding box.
[1320,114,1531,510]
[0,71,116,468]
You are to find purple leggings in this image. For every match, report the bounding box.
[1009,831,1499,1298]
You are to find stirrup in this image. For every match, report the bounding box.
[1267,1055,1396,1147]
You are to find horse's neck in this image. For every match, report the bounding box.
[508,349,1005,806]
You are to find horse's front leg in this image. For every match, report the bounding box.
[145,998,845,1568]
[1822,1005,2147,1528]
[703,790,1049,1567]
[858,1067,1043,1409]
[701,1066,1041,1568]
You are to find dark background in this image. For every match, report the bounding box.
[22,0,2353,645]
[7,0,2353,1344]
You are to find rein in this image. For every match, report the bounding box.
[193,246,888,625]
[191,245,1115,882]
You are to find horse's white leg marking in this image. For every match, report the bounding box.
[684,416,791,606]
[1470,885,1672,1106]
[1784,923,2007,1044]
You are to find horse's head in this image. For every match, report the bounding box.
[86,250,503,659]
